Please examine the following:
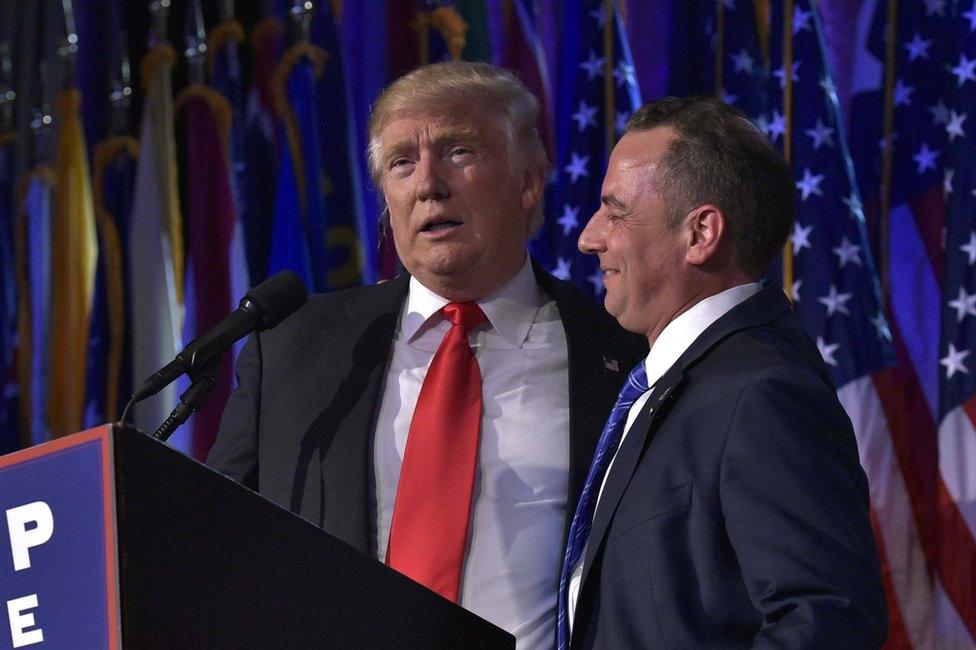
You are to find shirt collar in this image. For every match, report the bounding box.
[401,256,546,348]
[643,282,762,387]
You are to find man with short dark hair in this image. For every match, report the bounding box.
[560,96,887,648]
[208,61,645,648]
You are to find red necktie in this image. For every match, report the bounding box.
[386,301,487,602]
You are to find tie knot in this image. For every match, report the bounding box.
[621,361,650,401]
[443,301,487,334]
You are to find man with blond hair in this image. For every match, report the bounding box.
[209,61,644,647]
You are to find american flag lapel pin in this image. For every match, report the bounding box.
[603,356,619,372]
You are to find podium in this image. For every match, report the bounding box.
[0,425,514,648]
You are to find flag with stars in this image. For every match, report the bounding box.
[715,0,768,123]
[848,0,976,644]
[935,0,976,644]
[762,2,959,645]
[530,0,641,299]
[766,0,891,383]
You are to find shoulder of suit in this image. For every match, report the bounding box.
[687,317,835,394]
[268,278,406,336]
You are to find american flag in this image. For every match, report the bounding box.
[739,0,945,644]
[933,0,976,644]
[715,0,768,125]
[848,0,976,644]
[529,0,641,299]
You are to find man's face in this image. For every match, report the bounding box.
[578,127,689,341]
[378,104,540,300]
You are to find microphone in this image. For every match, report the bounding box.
[129,270,308,407]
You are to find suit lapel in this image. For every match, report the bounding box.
[578,283,791,588]
[298,274,409,553]
[580,376,685,583]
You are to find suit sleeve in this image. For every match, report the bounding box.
[205,331,262,489]
[719,365,888,648]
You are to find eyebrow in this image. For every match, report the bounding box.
[601,194,628,210]
[382,125,485,164]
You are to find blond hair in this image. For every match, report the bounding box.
[367,61,549,235]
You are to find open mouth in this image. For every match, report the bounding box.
[421,219,463,233]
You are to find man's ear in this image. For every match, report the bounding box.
[520,164,546,211]
[685,204,726,266]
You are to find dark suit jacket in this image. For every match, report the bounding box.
[207,264,646,555]
[571,283,887,649]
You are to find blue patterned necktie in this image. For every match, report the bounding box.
[556,361,650,649]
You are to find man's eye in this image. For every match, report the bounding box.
[390,158,413,169]
[449,146,474,158]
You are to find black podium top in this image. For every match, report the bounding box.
[113,427,514,648]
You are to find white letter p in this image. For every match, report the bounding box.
[6,502,54,571]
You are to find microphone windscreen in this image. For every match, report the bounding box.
[244,270,308,329]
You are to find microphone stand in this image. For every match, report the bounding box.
[153,363,219,442]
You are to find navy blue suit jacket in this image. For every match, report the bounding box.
[571,283,887,648]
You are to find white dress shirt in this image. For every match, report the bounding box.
[567,282,762,630]
[372,258,571,649]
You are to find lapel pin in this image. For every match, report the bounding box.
[603,357,619,372]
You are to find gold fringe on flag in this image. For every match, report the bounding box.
[206,19,245,76]
[175,85,235,164]
[271,43,330,218]
[413,7,469,62]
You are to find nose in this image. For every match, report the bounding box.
[415,154,449,202]
[578,212,605,254]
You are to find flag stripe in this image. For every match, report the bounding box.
[870,511,918,650]
[874,325,976,643]
[888,202,943,418]
[907,188,946,287]
[843,377,934,648]
[935,475,976,639]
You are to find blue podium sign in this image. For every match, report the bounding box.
[0,426,120,649]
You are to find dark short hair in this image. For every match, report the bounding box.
[626,96,794,278]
